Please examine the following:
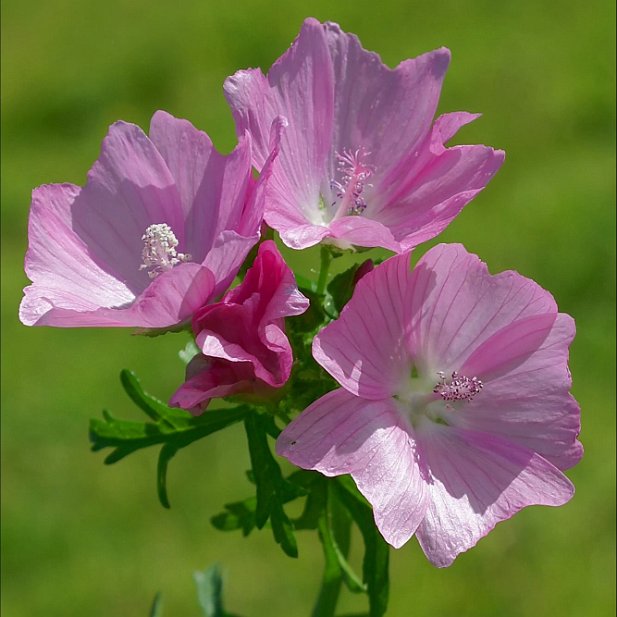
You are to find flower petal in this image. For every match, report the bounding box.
[70,121,184,293]
[322,21,450,187]
[455,313,582,470]
[374,144,505,251]
[328,216,400,252]
[407,244,558,372]
[224,18,334,238]
[194,240,308,386]
[148,111,253,262]
[313,252,413,399]
[277,388,428,548]
[169,355,256,414]
[19,184,135,326]
[415,425,574,567]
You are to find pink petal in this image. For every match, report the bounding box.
[277,388,427,548]
[374,143,505,251]
[169,356,257,414]
[193,240,308,386]
[71,121,184,293]
[415,425,574,567]
[455,313,582,470]
[407,244,558,371]
[19,184,135,327]
[323,21,450,187]
[369,113,501,246]
[328,216,400,252]
[148,111,252,262]
[224,18,334,242]
[27,263,215,328]
[313,252,413,399]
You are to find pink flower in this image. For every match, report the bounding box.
[277,244,582,566]
[225,18,504,252]
[170,240,309,413]
[19,111,283,329]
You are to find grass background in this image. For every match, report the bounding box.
[1,1,615,615]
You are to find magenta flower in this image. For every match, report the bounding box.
[19,111,283,329]
[224,18,504,252]
[170,240,309,413]
[277,244,582,566]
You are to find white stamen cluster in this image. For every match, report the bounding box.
[433,371,483,402]
[139,223,190,279]
[330,148,374,215]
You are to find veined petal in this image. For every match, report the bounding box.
[19,184,135,326]
[455,313,582,470]
[323,20,450,187]
[277,388,428,548]
[375,144,505,252]
[328,216,400,252]
[71,121,184,293]
[313,252,413,399]
[415,425,574,567]
[407,244,558,371]
[224,18,334,230]
[148,111,253,262]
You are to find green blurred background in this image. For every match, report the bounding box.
[2,1,615,615]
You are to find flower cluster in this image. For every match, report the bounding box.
[20,16,581,574]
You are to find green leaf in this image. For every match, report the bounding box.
[194,564,224,617]
[243,413,303,557]
[156,442,179,509]
[211,496,257,535]
[294,274,318,294]
[149,592,163,617]
[120,369,188,427]
[334,478,390,617]
[90,371,249,507]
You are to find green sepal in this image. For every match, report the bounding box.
[326,263,362,315]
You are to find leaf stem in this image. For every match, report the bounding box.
[312,482,349,617]
[316,246,332,296]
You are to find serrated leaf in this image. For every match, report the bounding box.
[211,497,257,535]
[120,369,188,427]
[91,371,250,508]
[243,413,303,557]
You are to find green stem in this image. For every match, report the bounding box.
[311,482,351,617]
[316,245,332,295]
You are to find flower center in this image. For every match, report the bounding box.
[139,223,191,279]
[433,371,483,402]
[394,368,484,428]
[330,148,374,219]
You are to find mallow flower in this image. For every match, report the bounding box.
[170,240,308,413]
[224,18,504,252]
[19,111,283,329]
[277,244,582,566]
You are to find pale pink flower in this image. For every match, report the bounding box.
[170,240,308,413]
[225,18,504,252]
[277,244,582,566]
[19,111,283,329]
